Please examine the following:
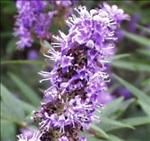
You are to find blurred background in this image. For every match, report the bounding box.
[1,0,150,141]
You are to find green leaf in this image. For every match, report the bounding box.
[141,79,150,86]
[107,135,125,141]
[123,31,150,47]
[0,119,16,141]
[137,25,150,34]
[100,118,134,132]
[1,60,44,65]
[90,124,109,139]
[121,117,150,126]
[138,100,150,116]
[20,100,36,114]
[137,49,150,56]
[118,98,135,112]
[1,84,25,123]
[112,60,150,72]
[9,73,40,106]
[87,136,104,141]
[113,74,150,105]
[113,98,135,118]
[112,54,131,61]
[1,102,22,124]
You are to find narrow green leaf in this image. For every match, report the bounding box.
[112,98,135,118]
[123,31,150,47]
[137,49,150,56]
[1,102,22,124]
[9,73,40,106]
[1,60,44,65]
[118,98,135,112]
[138,100,150,116]
[107,135,125,141]
[137,25,150,34]
[1,84,25,123]
[87,136,104,141]
[141,79,150,86]
[113,74,150,105]
[20,101,36,113]
[112,60,150,72]
[121,117,150,126]
[1,100,35,124]
[100,118,134,132]
[90,124,109,139]
[0,119,16,141]
[112,54,131,61]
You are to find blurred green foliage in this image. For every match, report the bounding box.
[0,0,150,141]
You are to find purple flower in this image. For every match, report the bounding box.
[14,0,55,48]
[128,14,140,32]
[113,87,132,100]
[24,3,128,141]
[27,50,38,60]
[35,4,128,140]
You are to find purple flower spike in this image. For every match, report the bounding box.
[14,0,55,48]
[34,4,128,140]
[17,3,128,141]
[27,50,38,60]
